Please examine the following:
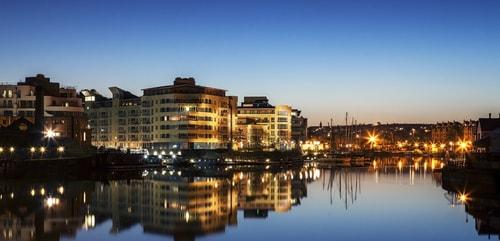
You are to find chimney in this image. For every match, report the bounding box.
[489,113,492,119]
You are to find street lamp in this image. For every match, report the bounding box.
[57,146,64,158]
[44,129,56,139]
[40,147,46,157]
[9,147,15,158]
[366,132,379,150]
[30,147,36,159]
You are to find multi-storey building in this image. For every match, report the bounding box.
[142,78,237,150]
[431,120,479,144]
[83,77,237,150]
[291,109,307,145]
[236,97,292,150]
[81,87,142,149]
[0,74,89,144]
[463,120,478,142]
[431,121,464,143]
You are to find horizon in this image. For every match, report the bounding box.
[1,0,500,124]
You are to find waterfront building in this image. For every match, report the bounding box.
[81,87,142,149]
[463,120,478,142]
[431,121,463,144]
[0,74,89,145]
[477,113,500,140]
[82,77,237,150]
[475,114,500,153]
[291,109,308,146]
[141,77,238,150]
[236,97,292,150]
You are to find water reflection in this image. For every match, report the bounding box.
[442,167,500,239]
[0,157,498,241]
[0,181,93,241]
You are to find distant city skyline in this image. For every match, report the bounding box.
[1,0,499,124]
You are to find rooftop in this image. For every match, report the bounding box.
[142,77,226,97]
[478,117,500,132]
[240,96,274,108]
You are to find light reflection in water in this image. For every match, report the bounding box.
[0,157,497,241]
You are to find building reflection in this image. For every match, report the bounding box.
[4,161,495,241]
[88,167,315,241]
[91,176,237,240]
[442,168,500,239]
[0,181,94,241]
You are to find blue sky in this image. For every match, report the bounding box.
[1,0,499,124]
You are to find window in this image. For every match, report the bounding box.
[278,117,288,122]
[278,111,288,116]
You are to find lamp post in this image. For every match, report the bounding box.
[457,140,469,161]
[367,132,379,151]
[57,146,64,158]
[43,128,57,149]
[30,147,36,159]
[40,147,46,158]
[9,147,14,159]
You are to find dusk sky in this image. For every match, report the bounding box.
[1,0,499,125]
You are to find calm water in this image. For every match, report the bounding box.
[1,157,498,241]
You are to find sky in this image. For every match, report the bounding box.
[1,0,499,125]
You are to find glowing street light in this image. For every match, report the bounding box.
[9,147,14,153]
[44,129,57,139]
[366,132,379,150]
[57,146,64,158]
[30,147,36,158]
[58,186,64,195]
[458,141,469,152]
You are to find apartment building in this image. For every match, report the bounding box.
[81,87,142,149]
[236,97,292,150]
[0,74,89,144]
[291,109,308,145]
[82,77,237,150]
